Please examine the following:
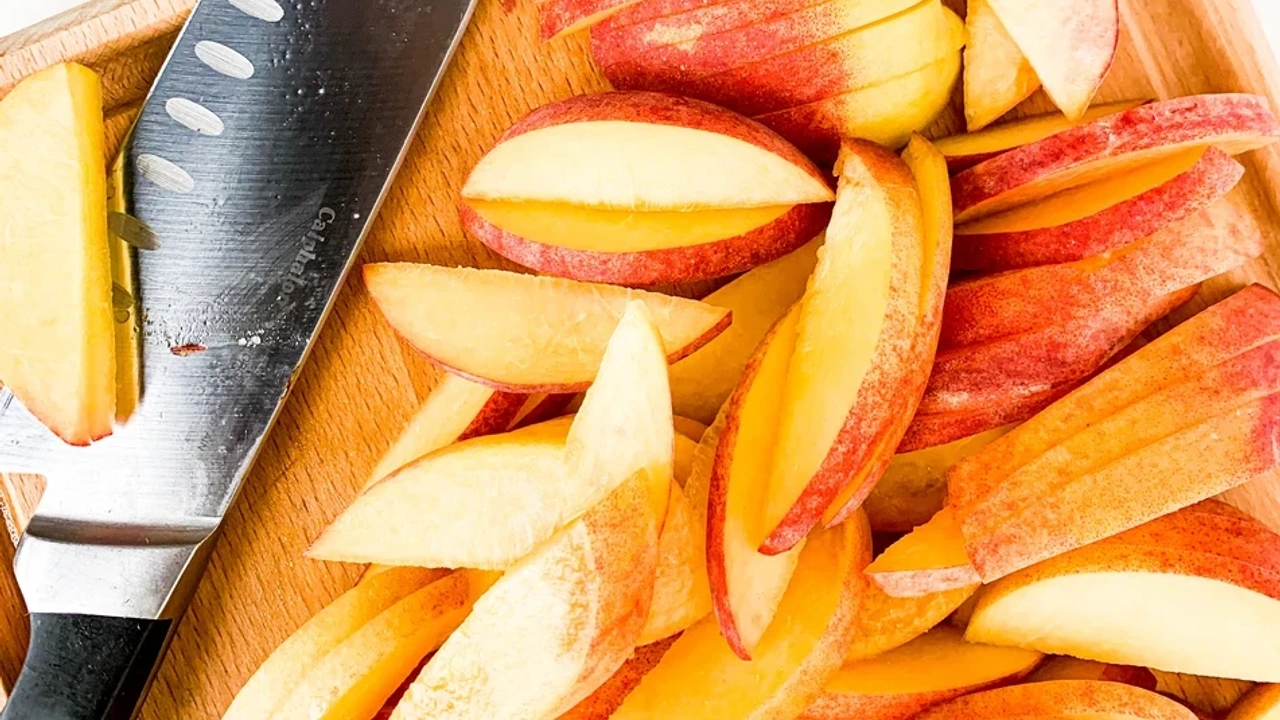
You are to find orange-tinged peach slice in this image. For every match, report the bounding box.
[1228,684,1280,720]
[670,240,819,424]
[707,306,805,659]
[1029,657,1158,690]
[222,567,449,720]
[270,571,496,720]
[866,508,981,597]
[461,199,829,285]
[555,637,678,720]
[800,625,1042,720]
[462,92,832,211]
[364,263,730,392]
[844,580,978,662]
[0,63,115,445]
[673,417,708,443]
[954,148,1244,271]
[968,502,1280,681]
[913,680,1197,720]
[612,517,871,720]
[937,100,1145,172]
[363,373,526,490]
[963,0,1040,131]
[951,94,1280,223]
[390,303,672,720]
[764,140,925,552]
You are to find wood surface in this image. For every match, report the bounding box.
[1,0,1280,717]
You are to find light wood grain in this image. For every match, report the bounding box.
[1,0,1278,717]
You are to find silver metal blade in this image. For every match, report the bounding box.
[11,0,479,619]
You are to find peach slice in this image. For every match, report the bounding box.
[864,425,1014,533]
[951,94,1280,223]
[763,140,926,553]
[390,303,672,720]
[612,517,872,720]
[308,418,573,569]
[670,240,819,424]
[800,625,1043,720]
[269,570,496,720]
[363,263,730,392]
[820,135,957,529]
[866,508,981,597]
[707,306,805,658]
[461,199,829,286]
[462,92,832,211]
[509,393,576,430]
[222,566,450,720]
[963,0,1040,132]
[844,579,978,662]
[0,63,115,445]
[936,100,1145,172]
[540,0,643,39]
[913,680,1197,720]
[1228,685,1280,720]
[617,1,965,117]
[1029,657,1158,690]
[953,148,1245,271]
[967,501,1280,681]
[986,0,1118,120]
[673,417,708,443]
[754,52,962,162]
[363,373,526,490]
[555,637,678,720]
[591,0,922,85]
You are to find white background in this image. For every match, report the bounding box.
[1,0,1280,70]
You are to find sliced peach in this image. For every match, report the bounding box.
[763,140,925,552]
[937,100,1145,172]
[363,263,729,392]
[462,92,832,211]
[754,52,962,161]
[669,239,819,424]
[672,417,708,443]
[540,0,644,39]
[800,625,1042,720]
[866,508,981,597]
[968,501,1280,681]
[461,198,829,285]
[637,1,964,117]
[612,517,872,720]
[706,306,805,658]
[270,571,496,720]
[864,425,1014,533]
[508,393,576,430]
[555,637,678,720]
[844,580,978,662]
[363,373,526,490]
[592,0,923,87]
[222,567,450,720]
[951,94,1280,223]
[391,303,672,720]
[913,680,1197,720]
[986,0,1118,120]
[0,63,115,445]
[963,0,1040,131]
[954,148,1245,271]
[639,470,711,645]
[1029,657,1158,690]
[1228,685,1280,720]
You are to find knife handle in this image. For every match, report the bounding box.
[1,613,172,720]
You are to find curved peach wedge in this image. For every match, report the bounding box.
[364,263,729,392]
[913,680,1197,720]
[962,0,1039,132]
[936,100,1144,172]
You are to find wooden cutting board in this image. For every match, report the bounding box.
[2,0,1280,717]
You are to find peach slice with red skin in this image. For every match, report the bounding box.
[389,303,672,720]
[799,625,1042,720]
[936,100,1145,172]
[967,501,1280,681]
[843,578,978,663]
[1029,657,1158,690]
[867,508,981,597]
[612,516,872,720]
[913,680,1197,720]
[554,637,679,720]
[951,94,1280,223]
[760,139,925,555]
[962,0,1040,132]
[986,0,1119,120]
[539,0,644,39]
[364,263,729,393]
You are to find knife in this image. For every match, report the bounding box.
[0,0,477,717]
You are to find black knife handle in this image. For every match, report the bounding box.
[0,614,173,720]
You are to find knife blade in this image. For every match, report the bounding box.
[0,0,478,717]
